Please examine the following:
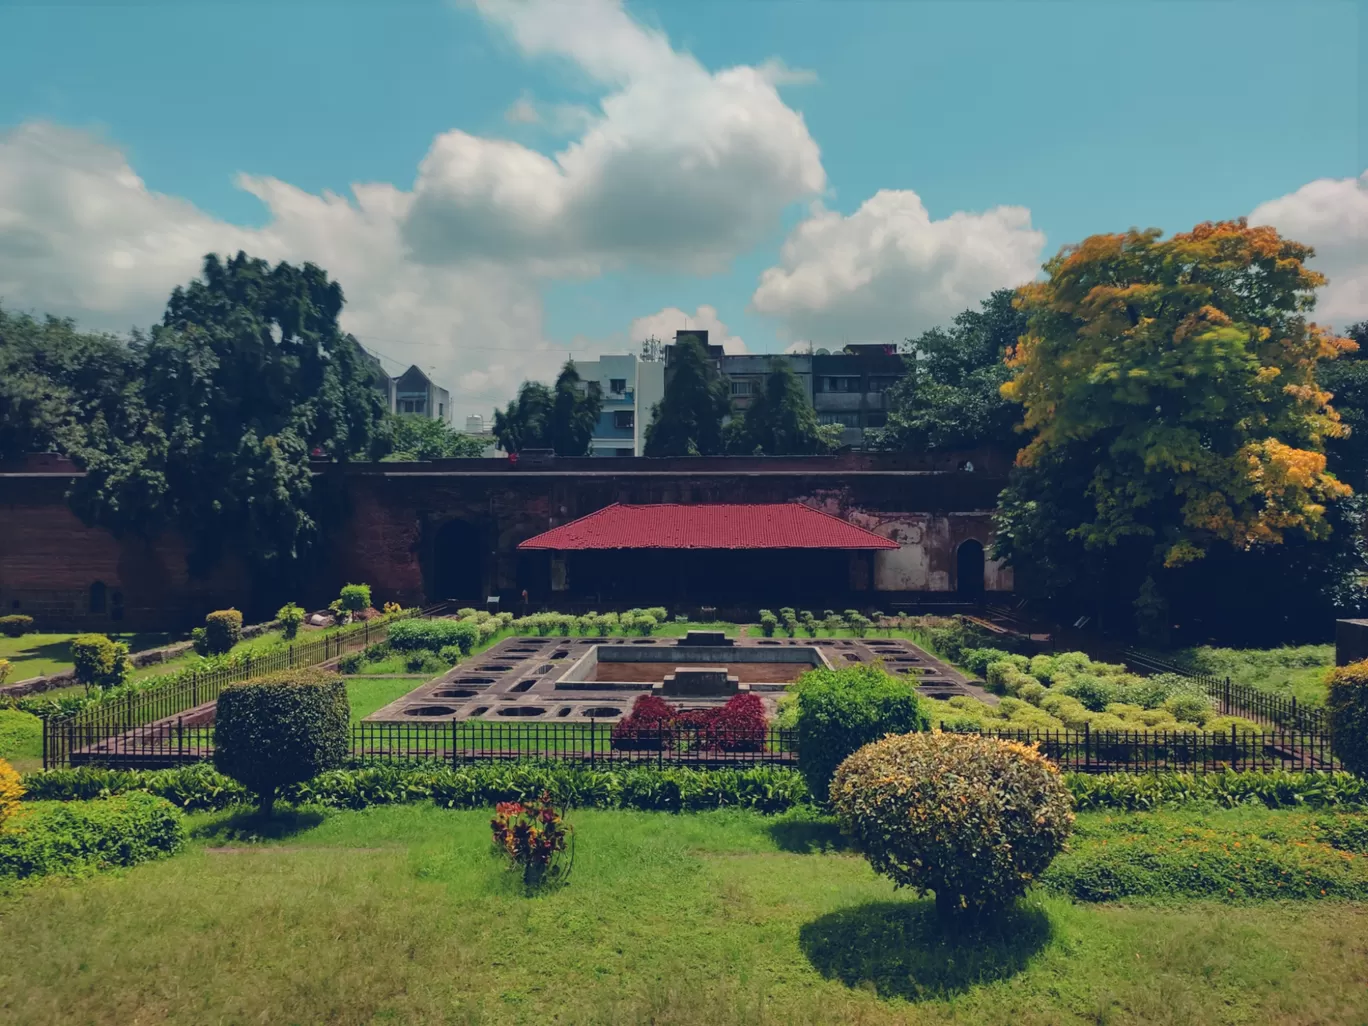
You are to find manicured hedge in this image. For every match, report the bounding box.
[22,762,809,813]
[214,668,350,812]
[0,614,34,638]
[0,792,184,879]
[386,618,481,655]
[203,609,244,655]
[71,633,131,690]
[1327,660,1368,778]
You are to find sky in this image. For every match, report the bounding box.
[0,0,1364,420]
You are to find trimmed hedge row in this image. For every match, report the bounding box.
[22,762,810,813]
[0,792,184,879]
[1063,770,1368,811]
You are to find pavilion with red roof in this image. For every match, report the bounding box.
[517,503,897,604]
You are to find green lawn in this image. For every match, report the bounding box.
[0,632,177,682]
[1177,644,1335,707]
[0,708,42,775]
[2,804,1366,1025]
[346,676,428,721]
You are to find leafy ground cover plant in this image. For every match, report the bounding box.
[0,792,184,879]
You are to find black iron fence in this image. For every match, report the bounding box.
[49,717,1336,774]
[1122,648,1329,734]
[43,607,435,769]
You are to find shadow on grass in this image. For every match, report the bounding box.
[767,817,852,854]
[798,899,1052,1001]
[191,807,327,844]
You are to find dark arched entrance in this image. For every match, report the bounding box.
[432,520,484,602]
[956,539,985,596]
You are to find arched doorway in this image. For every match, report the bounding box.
[432,520,484,602]
[956,539,985,596]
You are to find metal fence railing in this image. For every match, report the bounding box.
[1122,648,1330,734]
[52,719,1335,774]
[42,607,436,769]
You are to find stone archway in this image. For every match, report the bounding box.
[956,538,985,596]
[432,520,484,602]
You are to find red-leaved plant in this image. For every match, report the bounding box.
[610,693,769,752]
[490,791,573,889]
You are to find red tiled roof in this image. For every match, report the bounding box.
[517,503,900,551]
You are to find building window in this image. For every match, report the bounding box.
[89,581,107,615]
[819,376,861,393]
[398,397,427,415]
[609,378,627,394]
[438,403,444,418]
[110,590,124,622]
[868,376,900,393]
[730,379,756,397]
[865,411,888,428]
[613,410,635,429]
[819,412,860,428]
[614,448,633,457]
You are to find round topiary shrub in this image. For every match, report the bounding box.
[213,668,349,813]
[0,614,35,638]
[203,609,244,655]
[1326,660,1368,778]
[793,665,930,801]
[276,602,305,641]
[70,633,131,690]
[831,731,1075,922]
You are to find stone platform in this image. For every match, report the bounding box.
[365,634,989,724]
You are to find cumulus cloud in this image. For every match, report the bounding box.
[0,0,825,416]
[757,58,819,87]
[629,304,747,354]
[749,191,1046,343]
[1249,169,1368,331]
[404,0,825,272]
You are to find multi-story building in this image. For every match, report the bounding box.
[362,352,454,426]
[811,343,904,447]
[569,354,665,456]
[718,353,813,412]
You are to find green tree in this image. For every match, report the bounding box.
[643,335,731,456]
[0,306,141,461]
[492,381,554,453]
[68,252,388,576]
[382,413,487,460]
[995,220,1355,637]
[550,361,601,456]
[725,358,835,455]
[875,288,1025,452]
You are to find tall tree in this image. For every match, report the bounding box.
[492,360,600,455]
[492,381,554,453]
[994,220,1355,636]
[725,358,837,455]
[382,414,488,460]
[550,361,601,456]
[0,306,140,461]
[68,252,388,576]
[875,288,1025,452]
[643,335,731,456]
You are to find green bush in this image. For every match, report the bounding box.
[961,647,1015,677]
[276,602,305,640]
[1041,814,1368,902]
[70,634,131,690]
[0,614,35,638]
[201,609,243,655]
[338,584,372,616]
[0,793,184,879]
[793,665,929,801]
[1063,770,1368,811]
[213,668,350,813]
[1327,660,1368,777]
[758,610,778,637]
[0,659,10,685]
[387,618,479,655]
[337,652,363,674]
[831,731,1075,920]
[405,651,447,674]
[23,762,810,814]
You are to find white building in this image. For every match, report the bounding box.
[569,353,665,456]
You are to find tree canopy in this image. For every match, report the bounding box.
[725,358,838,455]
[643,335,731,456]
[994,220,1356,634]
[68,252,388,576]
[875,288,1025,453]
[382,414,487,460]
[492,361,601,456]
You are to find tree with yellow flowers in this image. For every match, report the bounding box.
[994,219,1357,637]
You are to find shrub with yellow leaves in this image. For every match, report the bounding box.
[0,757,24,829]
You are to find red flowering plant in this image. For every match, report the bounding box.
[610,693,770,753]
[610,695,677,750]
[489,791,574,889]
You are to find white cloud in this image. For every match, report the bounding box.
[0,0,826,417]
[629,304,747,354]
[757,58,819,87]
[749,191,1046,343]
[405,0,825,272]
[503,93,540,124]
[1249,170,1368,332]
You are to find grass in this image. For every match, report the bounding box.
[0,632,177,681]
[0,708,42,775]
[1176,644,1334,707]
[2,804,1367,1025]
[346,676,429,722]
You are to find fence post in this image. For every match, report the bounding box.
[1224,676,1231,715]
[1084,721,1091,771]
[451,716,457,768]
[590,717,597,766]
[178,716,184,762]
[1232,722,1238,769]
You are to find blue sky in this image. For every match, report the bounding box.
[0,0,1364,415]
